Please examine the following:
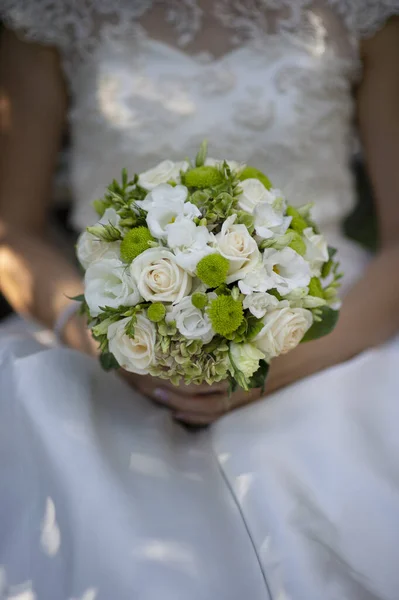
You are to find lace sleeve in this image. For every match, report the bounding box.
[328,0,399,39]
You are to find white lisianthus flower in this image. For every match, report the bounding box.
[254,202,292,239]
[85,257,141,317]
[76,208,121,269]
[230,343,265,379]
[262,247,311,296]
[166,296,214,343]
[237,179,285,214]
[243,292,279,318]
[254,306,313,362]
[135,182,188,212]
[238,263,270,295]
[166,219,215,274]
[205,157,245,173]
[216,215,261,284]
[136,184,200,239]
[130,247,192,303]
[303,227,329,276]
[138,160,189,191]
[107,315,156,375]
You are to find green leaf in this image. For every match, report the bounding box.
[92,199,110,217]
[328,246,337,260]
[301,306,339,342]
[121,167,128,188]
[248,360,270,392]
[246,316,264,341]
[100,352,120,371]
[195,140,208,167]
[67,294,85,303]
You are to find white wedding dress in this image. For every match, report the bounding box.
[1,2,399,599]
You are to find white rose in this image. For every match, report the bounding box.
[85,257,141,317]
[107,315,156,375]
[303,227,329,277]
[138,160,189,191]
[230,343,265,379]
[262,247,311,296]
[76,208,121,269]
[254,306,313,362]
[130,247,192,303]
[237,179,285,214]
[166,296,214,343]
[254,202,292,240]
[136,184,200,239]
[243,292,279,318]
[166,219,215,274]
[216,215,261,284]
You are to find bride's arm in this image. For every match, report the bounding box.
[0,29,94,353]
[239,17,399,398]
[166,18,399,425]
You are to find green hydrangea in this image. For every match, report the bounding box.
[147,303,166,323]
[239,166,271,189]
[151,332,231,386]
[183,166,224,188]
[120,227,154,263]
[208,296,244,336]
[196,254,230,288]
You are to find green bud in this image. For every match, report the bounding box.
[183,166,224,189]
[208,296,244,337]
[147,303,166,323]
[120,227,155,263]
[191,292,208,310]
[238,166,272,190]
[196,253,230,288]
[86,223,122,242]
[259,231,296,251]
[195,140,208,167]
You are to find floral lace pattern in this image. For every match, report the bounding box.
[1,0,399,85]
[0,0,396,287]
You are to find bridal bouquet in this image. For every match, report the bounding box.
[75,143,341,391]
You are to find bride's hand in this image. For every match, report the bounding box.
[120,335,338,425]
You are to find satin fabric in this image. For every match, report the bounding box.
[1,333,399,599]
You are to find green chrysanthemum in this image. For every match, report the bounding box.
[191,292,208,310]
[288,230,307,256]
[308,277,324,299]
[120,227,154,263]
[239,167,271,189]
[147,302,166,323]
[196,254,230,288]
[183,166,224,189]
[208,296,244,337]
[286,206,308,234]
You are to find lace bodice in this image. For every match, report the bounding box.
[2,1,399,243]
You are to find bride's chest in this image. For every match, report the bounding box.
[71,34,356,156]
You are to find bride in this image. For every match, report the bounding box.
[1,2,399,599]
